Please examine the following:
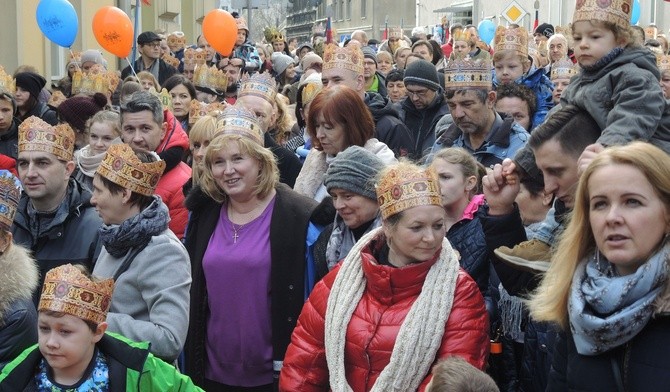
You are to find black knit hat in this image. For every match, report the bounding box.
[403,59,440,91]
[57,93,107,133]
[324,145,384,201]
[14,72,46,100]
[534,23,554,39]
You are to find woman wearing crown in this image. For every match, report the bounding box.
[280,161,489,391]
[89,143,191,364]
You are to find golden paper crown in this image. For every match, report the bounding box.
[189,99,225,125]
[301,81,323,106]
[96,143,165,196]
[0,171,21,231]
[494,26,528,58]
[19,116,75,161]
[0,67,16,94]
[167,32,186,49]
[376,165,442,219]
[322,43,364,75]
[71,64,119,96]
[573,0,631,30]
[452,30,473,44]
[193,64,229,93]
[47,90,66,108]
[264,27,285,43]
[444,58,493,90]
[551,58,580,80]
[658,55,670,72]
[39,264,114,326]
[645,26,658,39]
[389,27,403,40]
[147,87,172,111]
[183,47,208,68]
[68,51,82,65]
[215,106,264,145]
[238,72,277,104]
[162,53,180,68]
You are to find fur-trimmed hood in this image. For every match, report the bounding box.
[0,243,38,323]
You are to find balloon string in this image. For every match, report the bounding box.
[125,57,139,80]
[69,48,81,73]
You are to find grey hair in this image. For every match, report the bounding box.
[120,90,164,126]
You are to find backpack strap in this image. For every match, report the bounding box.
[112,242,150,281]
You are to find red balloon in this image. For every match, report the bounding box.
[92,6,134,58]
[202,9,237,57]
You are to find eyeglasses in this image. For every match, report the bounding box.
[143,42,161,48]
[405,88,431,99]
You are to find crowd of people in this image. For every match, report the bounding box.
[0,0,669,390]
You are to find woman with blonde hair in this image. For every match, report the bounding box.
[529,142,670,390]
[187,113,220,186]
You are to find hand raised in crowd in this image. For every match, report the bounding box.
[578,143,605,175]
[482,158,520,216]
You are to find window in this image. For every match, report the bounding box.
[339,0,344,21]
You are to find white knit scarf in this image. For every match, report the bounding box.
[324,227,461,391]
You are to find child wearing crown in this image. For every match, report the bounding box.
[0,263,203,391]
[492,26,554,130]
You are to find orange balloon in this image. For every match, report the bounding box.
[92,6,134,58]
[202,9,237,57]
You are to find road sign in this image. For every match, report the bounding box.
[502,1,527,25]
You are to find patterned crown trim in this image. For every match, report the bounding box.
[167,32,186,48]
[0,66,16,94]
[215,106,264,145]
[573,0,632,30]
[238,72,277,104]
[162,53,180,68]
[47,91,66,109]
[39,264,115,326]
[452,30,473,44]
[148,87,172,111]
[71,64,119,95]
[444,58,493,90]
[301,81,323,106]
[19,116,75,161]
[97,143,165,196]
[0,170,21,231]
[659,55,670,72]
[322,44,364,75]
[68,51,82,65]
[182,48,207,67]
[551,58,580,80]
[376,165,442,219]
[494,26,528,58]
[193,64,229,92]
[189,100,224,125]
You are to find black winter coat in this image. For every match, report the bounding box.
[395,92,449,161]
[364,92,412,159]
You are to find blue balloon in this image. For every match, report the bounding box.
[478,20,496,45]
[36,0,79,48]
[630,0,641,24]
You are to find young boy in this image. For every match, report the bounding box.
[426,356,499,392]
[0,264,203,391]
[493,26,554,130]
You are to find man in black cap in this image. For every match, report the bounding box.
[533,23,554,47]
[121,31,177,86]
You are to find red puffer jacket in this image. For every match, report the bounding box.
[279,238,489,392]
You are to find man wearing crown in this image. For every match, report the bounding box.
[121,31,178,87]
[12,116,102,305]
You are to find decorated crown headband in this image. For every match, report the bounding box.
[322,43,364,75]
[47,90,66,109]
[96,143,165,196]
[301,81,323,107]
[215,106,264,145]
[658,55,670,72]
[444,58,493,91]
[167,32,186,48]
[39,264,115,326]
[551,58,580,80]
[162,53,180,68]
[494,26,528,58]
[183,47,207,67]
[193,64,229,93]
[238,72,277,104]
[71,64,119,95]
[376,165,442,219]
[0,66,15,94]
[0,170,21,231]
[189,100,225,125]
[68,51,82,65]
[19,116,75,161]
[573,0,631,30]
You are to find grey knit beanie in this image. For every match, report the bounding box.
[403,59,440,91]
[361,46,377,66]
[324,146,384,200]
[271,52,295,75]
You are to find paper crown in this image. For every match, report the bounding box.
[301,81,323,106]
[215,106,264,145]
[147,87,172,111]
[47,90,66,109]
[264,27,285,43]
[573,0,631,30]
[19,116,75,161]
[189,99,224,125]
[444,58,493,90]
[162,53,180,68]
[236,17,249,31]
[167,32,186,49]
[389,27,403,40]
[658,55,670,72]
[322,43,364,75]
[39,264,114,326]
[96,143,165,196]
[0,171,21,231]
[71,64,119,96]
[494,26,528,58]
[376,164,442,219]
[645,26,658,39]
[0,67,16,94]
[452,30,473,44]
[193,64,229,93]
[68,51,82,66]
[238,72,277,104]
[182,47,208,68]
[551,58,580,80]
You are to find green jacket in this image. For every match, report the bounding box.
[0,332,203,391]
